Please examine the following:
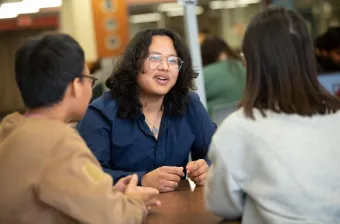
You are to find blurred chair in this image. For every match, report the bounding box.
[211,102,238,126]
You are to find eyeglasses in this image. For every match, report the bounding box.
[82,74,98,87]
[147,54,183,72]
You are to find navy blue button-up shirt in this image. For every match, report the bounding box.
[77,91,216,184]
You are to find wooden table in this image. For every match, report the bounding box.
[145,180,241,224]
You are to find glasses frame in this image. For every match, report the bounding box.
[82,74,98,87]
[146,54,184,72]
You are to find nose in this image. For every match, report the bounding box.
[158,57,169,71]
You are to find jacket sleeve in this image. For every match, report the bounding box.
[35,132,147,224]
[77,106,148,185]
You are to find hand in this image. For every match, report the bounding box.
[125,174,161,207]
[113,175,132,192]
[186,159,209,185]
[141,166,185,193]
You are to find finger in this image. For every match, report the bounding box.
[161,179,179,189]
[189,163,209,178]
[119,175,132,185]
[195,180,205,186]
[114,176,132,192]
[146,198,162,207]
[191,173,208,185]
[141,187,160,198]
[127,174,138,188]
[114,184,127,193]
[162,172,181,182]
[160,186,176,193]
[186,160,205,173]
[162,166,184,177]
[186,161,198,173]
[186,161,195,168]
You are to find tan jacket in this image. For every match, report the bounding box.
[0,113,147,224]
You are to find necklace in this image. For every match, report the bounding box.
[145,108,162,136]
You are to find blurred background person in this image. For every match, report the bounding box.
[199,28,210,44]
[205,6,340,223]
[201,35,246,124]
[314,27,340,74]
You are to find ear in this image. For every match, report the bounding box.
[71,77,83,98]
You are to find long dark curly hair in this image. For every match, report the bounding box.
[105,28,197,119]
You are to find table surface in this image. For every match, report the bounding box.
[145,180,241,224]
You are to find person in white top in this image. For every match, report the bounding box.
[204,6,340,224]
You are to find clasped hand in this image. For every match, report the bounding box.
[141,159,209,192]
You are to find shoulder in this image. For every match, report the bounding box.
[215,108,278,140]
[77,92,118,131]
[185,92,214,126]
[25,118,84,148]
[186,91,205,114]
[215,108,251,136]
[87,91,118,122]
[203,61,225,75]
[187,91,201,102]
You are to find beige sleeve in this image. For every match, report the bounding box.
[35,132,147,224]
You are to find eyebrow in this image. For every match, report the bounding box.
[149,51,177,57]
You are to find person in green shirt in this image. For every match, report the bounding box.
[201,35,246,123]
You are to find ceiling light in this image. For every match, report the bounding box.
[157,3,182,12]
[26,0,62,8]
[0,9,17,19]
[209,1,224,10]
[167,6,204,17]
[209,0,260,10]
[129,13,161,24]
[0,1,39,15]
[0,0,62,20]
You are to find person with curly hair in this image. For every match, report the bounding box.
[77,28,215,193]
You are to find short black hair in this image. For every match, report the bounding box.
[15,32,85,109]
[315,27,340,51]
[241,6,340,119]
[106,28,197,119]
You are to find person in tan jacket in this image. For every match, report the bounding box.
[0,32,160,224]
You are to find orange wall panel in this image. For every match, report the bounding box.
[91,0,129,58]
[127,0,175,5]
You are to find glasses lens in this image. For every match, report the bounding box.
[148,54,161,70]
[168,56,183,71]
[148,55,183,71]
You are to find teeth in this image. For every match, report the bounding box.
[157,77,166,80]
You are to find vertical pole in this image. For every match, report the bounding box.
[182,0,207,108]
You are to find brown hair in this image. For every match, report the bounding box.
[240,6,340,119]
[201,35,241,66]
